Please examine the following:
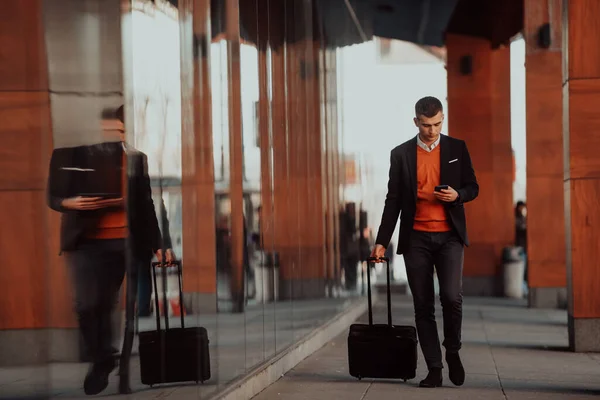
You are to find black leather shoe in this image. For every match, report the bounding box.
[419,368,443,388]
[446,352,465,386]
[84,357,116,395]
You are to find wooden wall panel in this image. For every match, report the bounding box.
[565,78,600,318]
[565,0,600,80]
[527,174,566,286]
[564,0,600,320]
[328,50,342,284]
[262,17,330,294]
[306,41,326,282]
[180,0,217,294]
[270,48,292,281]
[225,0,245,305]
[319,46,335,288]
[446,34,513,281]
[0,2,75,330]
[569,178,600,318]
[0,0,48,91]
[257,49,275,256]
[285,38,303,288]
[286,38,326,283]
[565,79,600,180]
[0,192,48,329]
[47,209,74,328]
[524,0,566,290]
[0,92,50,191]
[270,48,294,280]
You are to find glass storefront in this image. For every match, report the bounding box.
[0,0,368,398]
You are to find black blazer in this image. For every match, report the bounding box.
[47,142,162,261]
[375,135,479,254]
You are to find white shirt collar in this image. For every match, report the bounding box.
[416,134,441,152]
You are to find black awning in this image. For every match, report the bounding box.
[445,0,524,48]
[204,0,523,50]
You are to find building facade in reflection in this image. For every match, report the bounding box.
[0,0,364,397]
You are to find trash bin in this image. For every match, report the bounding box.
[502,246,525,298]
[255,252,280,303]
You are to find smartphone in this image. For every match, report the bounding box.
[434,185,449,192]
[79,193,121,199]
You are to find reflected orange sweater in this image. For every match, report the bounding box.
[86,150,128,239]
[413,145,451,232]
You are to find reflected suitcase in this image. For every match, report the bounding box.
[138,260,211,386]
[348,257,417,381]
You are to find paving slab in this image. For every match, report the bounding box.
[253,296,600,400]
[0,298,355,400]
[3,296,598,399]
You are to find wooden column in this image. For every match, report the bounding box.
[319,45,336,292]
[225,0,245,311]
[0,0,52,328]
[332,50,342,287]
[263,3,330,299]
[179,0,218,312]
[524,0,567,308]
[270,45,294,295]
[290,36,327,298]
[257,48,274,258]
[315,43,337,290]
[0,0,77,366]
[325,49,342,289]
[305,40,327,294]
[319,48,342,289]
[563,0,600,352]
[284,36,304,299]
[266,3,301,300]
[446,34,513,296]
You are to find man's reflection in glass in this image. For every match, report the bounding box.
[138,197,175,317]
[47,105,163,395]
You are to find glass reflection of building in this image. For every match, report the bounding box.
[1,0,365,398]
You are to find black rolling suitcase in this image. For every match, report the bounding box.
[138,260,211,386]
[348,257,418,381]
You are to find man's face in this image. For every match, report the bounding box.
[414,111,443,144]
[101,118,125,142]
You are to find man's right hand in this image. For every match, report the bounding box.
[370,244,386,262]
[61,196,123,211]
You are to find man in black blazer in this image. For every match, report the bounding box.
[47,105,163,395]
[371,97,479,388]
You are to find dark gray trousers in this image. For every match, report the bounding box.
[403,230,464,370]
[65,239,126,364]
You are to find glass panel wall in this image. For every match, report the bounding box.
[0,0,368,398]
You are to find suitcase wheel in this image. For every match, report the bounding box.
[403,379,407,382]
[357,376,362,381]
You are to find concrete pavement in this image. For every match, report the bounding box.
[3,295,599,399]
[252,296,600,400]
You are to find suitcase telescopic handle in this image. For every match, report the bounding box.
[151,260,185,332]
[366,257,392,327]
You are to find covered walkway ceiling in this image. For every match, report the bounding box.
[208,0,524,49]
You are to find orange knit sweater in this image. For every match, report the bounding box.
[86,150,128,239]
[413,145,451,232]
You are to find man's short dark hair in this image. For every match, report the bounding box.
[415,96,443,118]
[101,105,125,123]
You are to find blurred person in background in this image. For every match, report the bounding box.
[515,200,528,287]
[515,201,527,250]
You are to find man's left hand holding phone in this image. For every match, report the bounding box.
[61,196,124,211]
